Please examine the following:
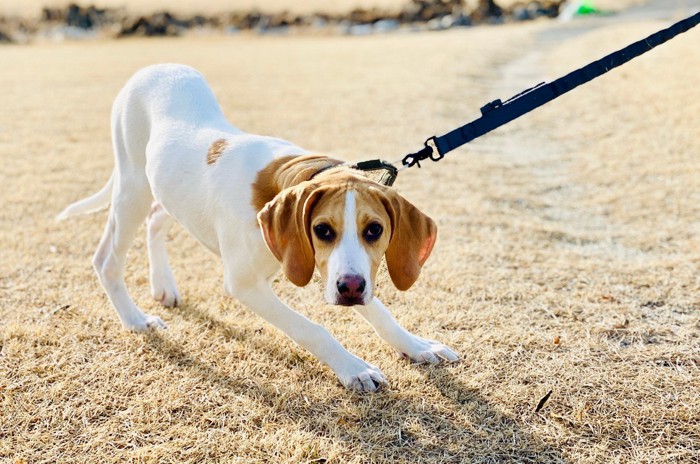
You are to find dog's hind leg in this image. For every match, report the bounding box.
[93,175,166,331]
[92,99,166,331]
[147,202,181,307]
[93,172,165,331]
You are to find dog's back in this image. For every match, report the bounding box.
[111,64,234,171]
[60,63,308,252]
[117,64,229,127]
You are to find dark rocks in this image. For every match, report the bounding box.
[42,3,116,29]
[400,0,464,22]
[0,29,13,43]
[0,0,567,43]
[471,0,503,22]
[0,17,32,44]
[120,12,185,37]
[513,2,562,21]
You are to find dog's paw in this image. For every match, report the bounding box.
[337,358,388,393]
[400,337,459,364]
[124,314,167,332]
[150,273,181,308]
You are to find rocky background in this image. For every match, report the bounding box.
[0,0,565,43]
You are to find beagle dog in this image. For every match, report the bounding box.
[58,64,458,392]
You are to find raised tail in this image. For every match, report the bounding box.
[56,173,114,221]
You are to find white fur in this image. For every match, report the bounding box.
[324,191,372,305]
[58,64,457,392]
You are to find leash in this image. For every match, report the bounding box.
[356,11,700,187]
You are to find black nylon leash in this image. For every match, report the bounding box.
[356,11,700,186]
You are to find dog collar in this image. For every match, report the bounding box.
[308,162,345,181]
[309,159,399,187]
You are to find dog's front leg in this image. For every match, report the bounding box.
[354,298,459,364]
[232,280,388,392]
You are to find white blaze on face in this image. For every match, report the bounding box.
[324,190,372,304]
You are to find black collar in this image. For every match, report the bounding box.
[308,162,347,181]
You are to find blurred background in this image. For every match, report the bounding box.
[1,1,692,42]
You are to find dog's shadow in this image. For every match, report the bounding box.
[142,303,566,463]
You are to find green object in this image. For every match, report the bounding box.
[577,0,599,15]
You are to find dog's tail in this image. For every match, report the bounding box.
[56,173,114,221]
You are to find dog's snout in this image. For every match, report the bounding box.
[337,275,365,295]
[336,275,366,304]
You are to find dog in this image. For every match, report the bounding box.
[58,64,458,391]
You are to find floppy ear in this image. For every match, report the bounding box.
[257,183,323,287]
[382,190,438,291]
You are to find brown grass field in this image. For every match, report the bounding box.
[1,2,699,462]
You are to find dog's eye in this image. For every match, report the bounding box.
[313,223,336,242]
[364,223,383,243]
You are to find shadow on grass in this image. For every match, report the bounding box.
[142,302,566,463]
[314,361,567,463]
[413,363,565,463]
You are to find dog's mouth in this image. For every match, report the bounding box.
[325,288,370,306]
[335,295,366,306]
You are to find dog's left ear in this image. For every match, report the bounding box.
[381,190,437,291]
[258,183,324,287]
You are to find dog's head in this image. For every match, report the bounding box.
[258,173,436,306]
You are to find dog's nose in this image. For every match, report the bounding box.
[337,275,366,300]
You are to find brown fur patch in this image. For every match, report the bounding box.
[250,155,344,213]
[206,139,228,165]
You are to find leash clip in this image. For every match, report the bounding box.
[402,137,442,168]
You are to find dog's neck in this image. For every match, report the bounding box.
[251,155,346,212]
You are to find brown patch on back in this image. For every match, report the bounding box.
[207,139,228,165]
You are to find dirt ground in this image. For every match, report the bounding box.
[1,1,699,462]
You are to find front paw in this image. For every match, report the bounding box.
[123,314,168,332]
[336,357,388,392]
[400,337,459,364]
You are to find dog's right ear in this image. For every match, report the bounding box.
[381,189,437,291]
[257,183,324,287]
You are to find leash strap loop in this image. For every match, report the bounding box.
[426,137,443,162]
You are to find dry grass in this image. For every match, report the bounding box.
[1,7,699,464]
